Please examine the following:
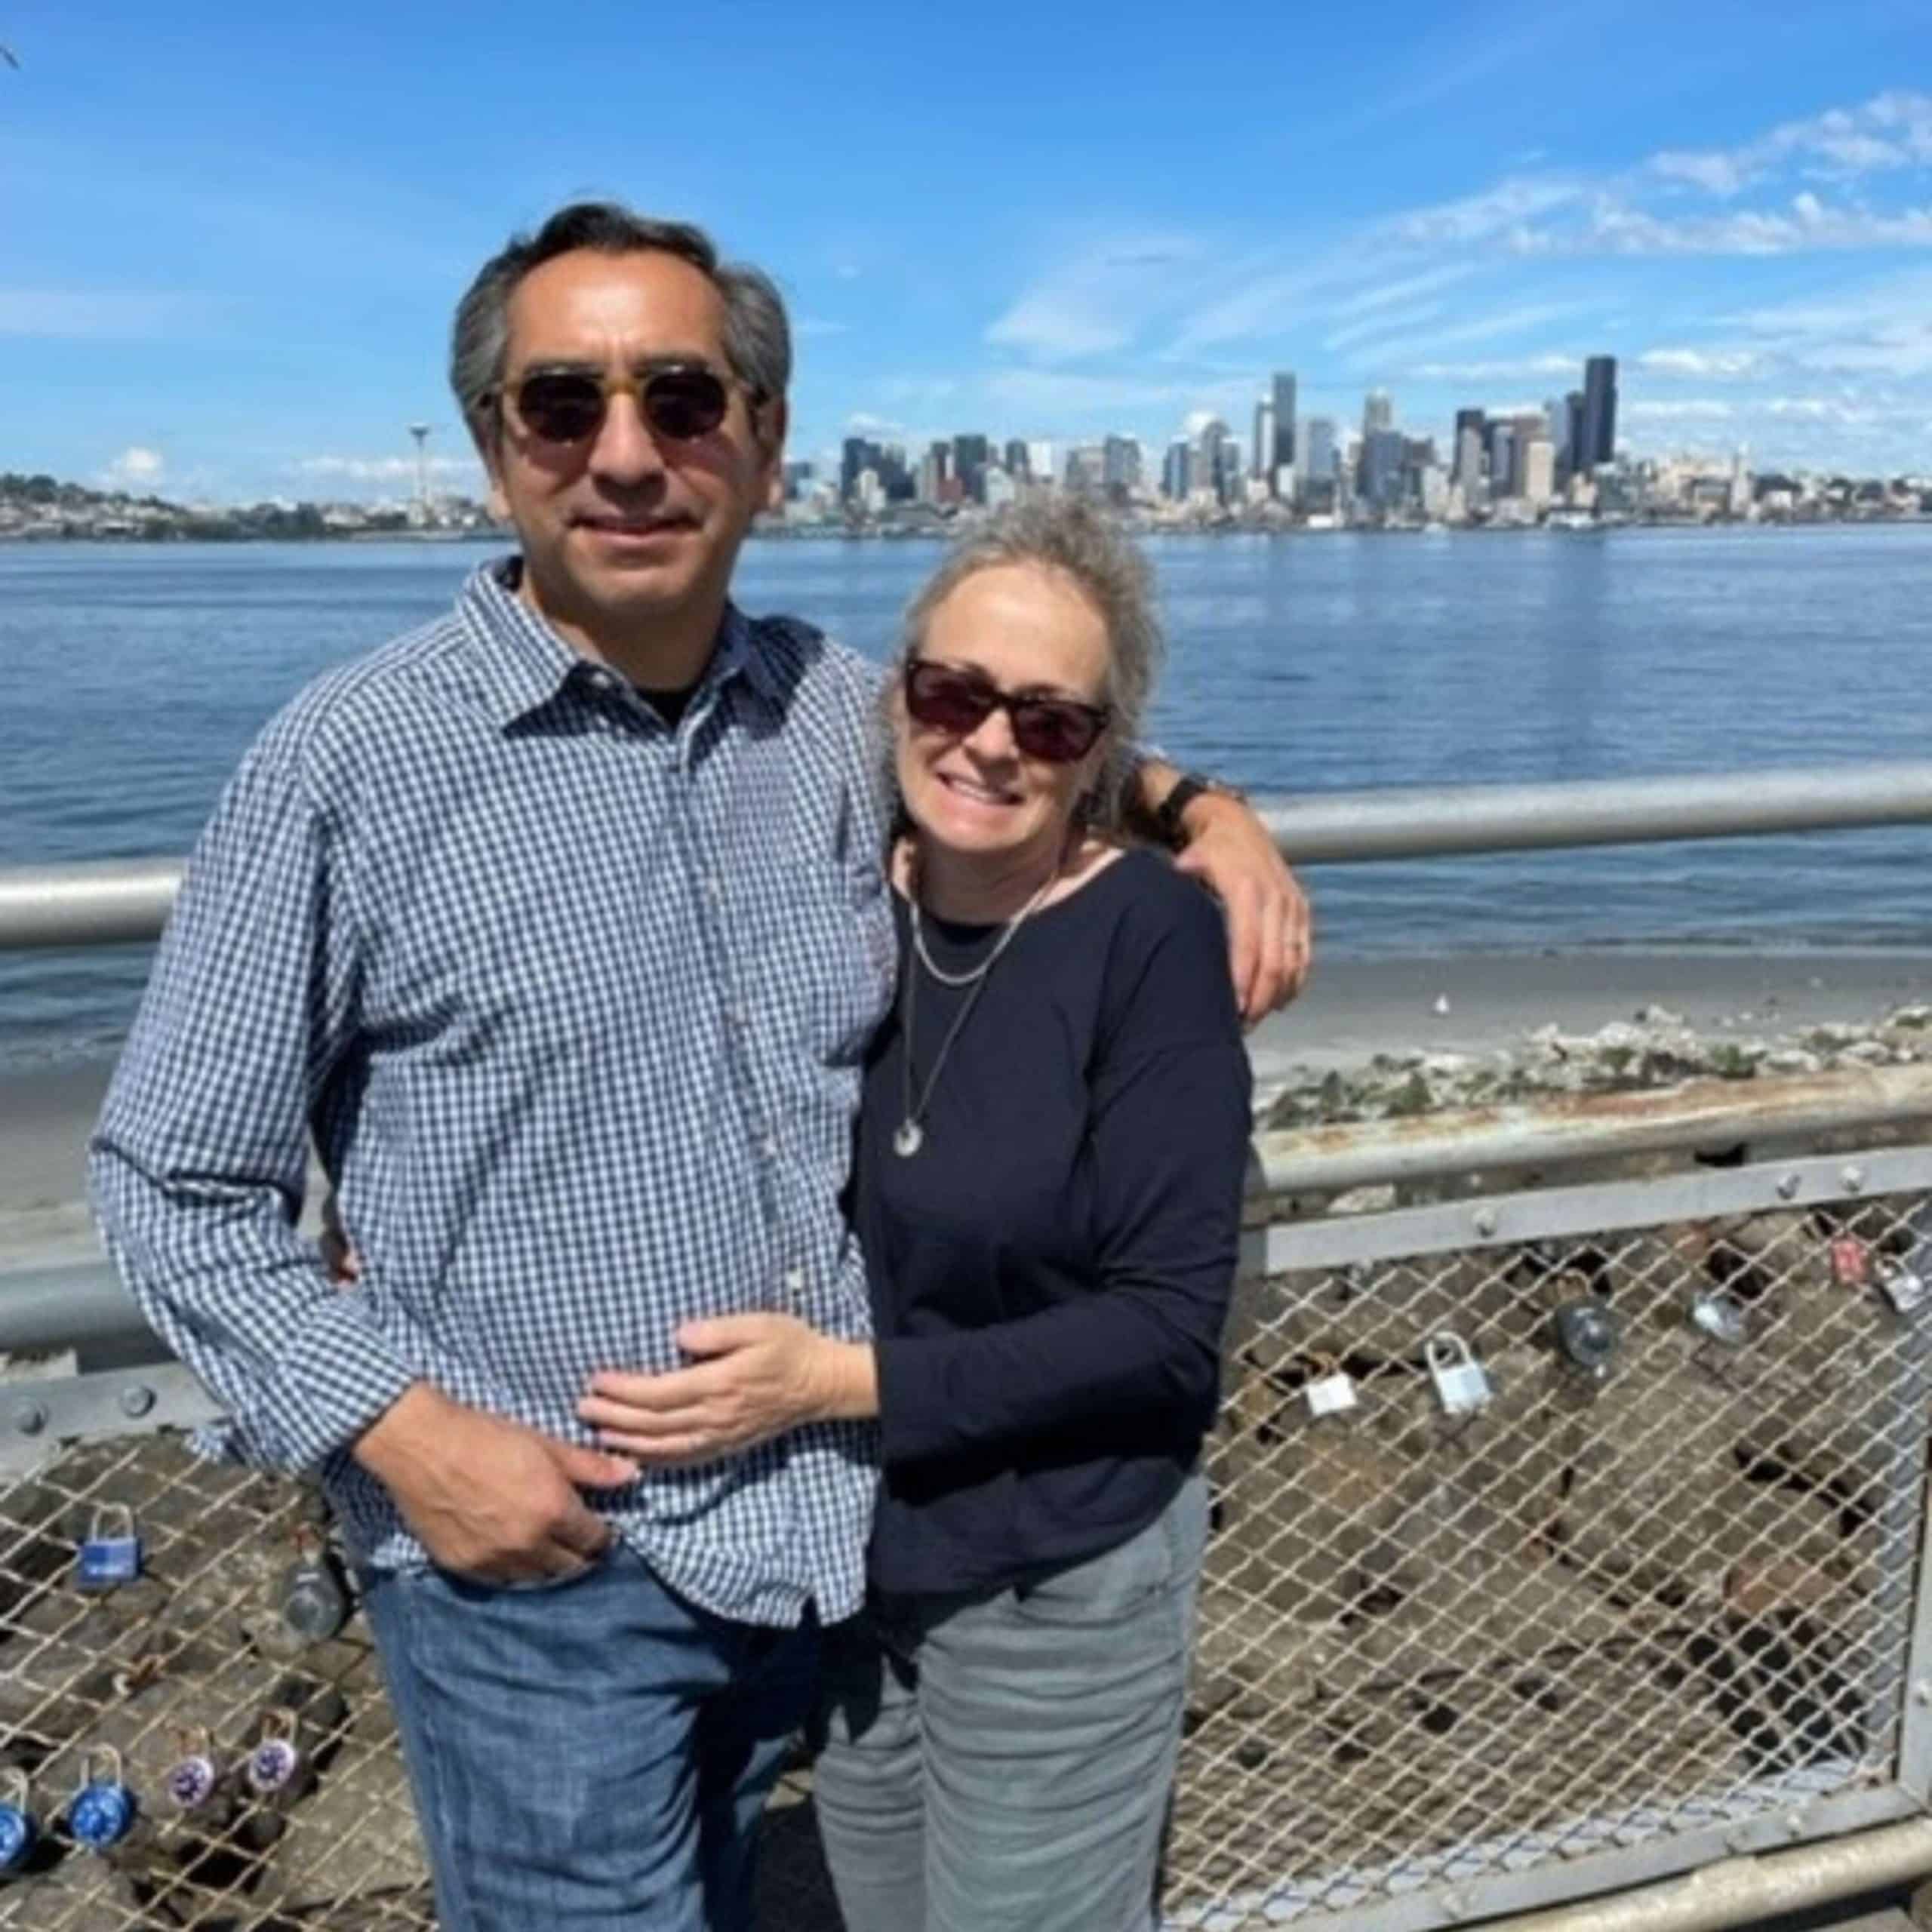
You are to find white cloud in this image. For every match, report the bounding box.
[983,367,1250,422]
[1577,193,1932,256]
[1624,399,1735,421]
[794,318,848,339]
[1404,353,1584,381]
[1636,347,1769,379]
[1324,301,1449,352]
[1327,262,1481,321]
[98,446,165,489]
[1651,151,1752,197]
[985,236,1198,360]
[1645,91,1932,200]
[293,454,481,482]
[1342,302,1587,371]
[844,412,904,436]
[1383,175,1582,248]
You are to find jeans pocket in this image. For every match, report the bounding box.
[431,1537,622,1598]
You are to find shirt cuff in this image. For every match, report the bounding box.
[267,1297,423,1474]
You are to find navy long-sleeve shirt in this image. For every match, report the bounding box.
[855,847,1253,1598]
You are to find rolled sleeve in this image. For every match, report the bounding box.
[89,728,412,1474]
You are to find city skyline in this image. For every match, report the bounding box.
[3,3,1931,500]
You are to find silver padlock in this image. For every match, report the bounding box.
[1303,1355,1358,1420]
[1689,1290,1749,1346]
[1426,1332,1492,1417]
[279,1525,353,1645]
[1553,1299,1619,1379]
[1876,1258,1928,1317]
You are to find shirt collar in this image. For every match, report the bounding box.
[455,555,780,728]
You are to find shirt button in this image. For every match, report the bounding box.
[761,1135,778,1161]
[586,669,616,693]
[706,877,724,902]
[783,1267,807,1299]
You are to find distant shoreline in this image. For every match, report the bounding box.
[6,515,1932,547]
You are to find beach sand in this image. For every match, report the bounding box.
[8,946,1932,1272]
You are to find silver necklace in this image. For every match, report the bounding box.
[894,865,1058,1158]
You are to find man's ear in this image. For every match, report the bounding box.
[473,419,512,522]
[757,395,789,509]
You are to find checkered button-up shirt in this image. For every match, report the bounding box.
[91,559,894,1626]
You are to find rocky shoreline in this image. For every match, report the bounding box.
[1260,998,1932,1134]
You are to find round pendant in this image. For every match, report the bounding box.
[893,1119,924,1158]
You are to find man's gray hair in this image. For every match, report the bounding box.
[449,201,792,445]
[888,499,1165,832]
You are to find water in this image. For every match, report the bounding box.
[3,526,1930,1068]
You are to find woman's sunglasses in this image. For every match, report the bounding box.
[902,659,1111,764]
[496,365,757,447]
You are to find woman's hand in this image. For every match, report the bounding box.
[578,1315,878,1466]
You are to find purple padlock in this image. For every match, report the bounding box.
[245,1709,305,1800]
[165,1728,224,1814]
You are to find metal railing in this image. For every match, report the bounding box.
[8,762,1932,1930]
[5,1090,1932,1930]
[5,761,1932,948]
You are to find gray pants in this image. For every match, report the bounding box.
[812,1472,1208,1932]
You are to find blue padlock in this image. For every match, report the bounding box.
[0,1768,38,1875]
[75,1505,143,1593]
[68,1749,137,1851]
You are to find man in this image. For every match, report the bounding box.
[91,202,1308,1931]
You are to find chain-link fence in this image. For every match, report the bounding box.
[4,1144,1930,1930]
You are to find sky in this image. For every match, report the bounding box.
[3,0,1931,503]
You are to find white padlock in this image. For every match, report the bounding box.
[1303,1356,1358,1420]
[1877,1260,1928,1317]
[1426,1332,1492,1417]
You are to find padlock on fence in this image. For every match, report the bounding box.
[1425,1331,1492,1417]
[243,1707,311,1807]
[1688,1289,1749,1347]
[1303,1353,1358,1420]
[73,1503,143,1594]
[66,1748,138,1853]
[1553,1299,1620,1380]
[278,1524,354,1645]
[0,1768,38,1875]
[162,1727,229,1820]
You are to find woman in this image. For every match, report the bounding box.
[578,500,1253,1930]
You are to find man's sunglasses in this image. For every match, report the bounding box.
[496,365,758,446]
[902,659,1112,764]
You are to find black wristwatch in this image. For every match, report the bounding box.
[1154,772,1218,851]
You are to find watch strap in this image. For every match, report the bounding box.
[1154,772,1215,850]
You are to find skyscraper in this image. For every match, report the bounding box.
[1102,435,1143,500]
[1004,438,1031,481]
[952,433,991,504]
[1564,390,1586,476]
[1252,397,1275,482]
[1270,371,1297,475]
[1302,417,1337,478]
[1453,409,1487,488]
[1580,357,1617,471]
[1362,389,1393,438]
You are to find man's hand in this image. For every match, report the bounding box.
[579,1315,876,1466]
[352,1384,637,1585]
[1172,791,1313,1025]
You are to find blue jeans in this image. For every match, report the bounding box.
[812,1472,1208,1932]
[360,1543,818,1932]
